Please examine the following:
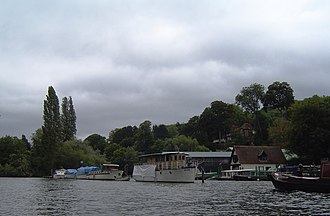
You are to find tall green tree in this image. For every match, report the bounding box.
[288,95,330,163]
[61,96,77,141]
[235,83,266,144]
[263,81,295,113]
[32,86,62,176]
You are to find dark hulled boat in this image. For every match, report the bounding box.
[270,162,330,193]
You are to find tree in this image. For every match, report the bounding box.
[288,95,330,163]
[178,117,208,146]
[235,83,265,113]
[150,135,209,152]
[84,133,107,154]
[167,124,179,138]
[104,143,121,161]
[263,81,295,113]
[135,120,154,153]
[0,136,31,176]
[61,96,77,141]
[109,126,137,147]
[30,128,44,176]
[198,101,238,149]
[268,117,290,147]
[21,135,31,151]
[34,86,62,176]
[111,147,138,174]
[57,139,105,169]
[236,83,266,144]
[153,124,169,140]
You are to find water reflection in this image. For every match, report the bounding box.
[0,178,330,215]
[35,179,79,215]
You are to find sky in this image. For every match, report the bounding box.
[1,0,330,140]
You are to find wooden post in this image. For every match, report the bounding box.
[202,170,205,183]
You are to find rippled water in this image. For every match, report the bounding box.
[0,178,329,215]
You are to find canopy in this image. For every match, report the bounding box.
[76,166,100,175]
[64,169,77,174]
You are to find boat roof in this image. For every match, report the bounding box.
[103,164,119,167]
[139,152,189,158]
[187,151,231,158]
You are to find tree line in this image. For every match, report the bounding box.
[1,82,329,176]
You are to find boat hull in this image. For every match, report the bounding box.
[53,174,65,179]
[87,170,124,180]
[133,165,196,183]
[270,173,330,193]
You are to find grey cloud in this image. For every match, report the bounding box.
[1,0,330,139]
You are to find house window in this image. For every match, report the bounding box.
[258,151,268,162]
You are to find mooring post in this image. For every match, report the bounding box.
[202,170,205,183]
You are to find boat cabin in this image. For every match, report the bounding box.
[138,152,193,171]
[102,164,120,171]
[321,161,330,179]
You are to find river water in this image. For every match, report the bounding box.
[0,178,329,216]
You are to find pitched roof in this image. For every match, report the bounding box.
[233,145,287,164]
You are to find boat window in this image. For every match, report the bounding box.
[174,155,177,161]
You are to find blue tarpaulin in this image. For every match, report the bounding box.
[64,169,77,174]
[76,166,100,175]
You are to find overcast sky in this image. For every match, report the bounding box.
[1,0,330,140]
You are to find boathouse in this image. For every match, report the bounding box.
[187,151,231,172]
[229,145,287,171]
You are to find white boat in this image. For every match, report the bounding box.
[86,164,124,180]
[132,152,197,183]
[219,169,255,180]
[53,169,66,179]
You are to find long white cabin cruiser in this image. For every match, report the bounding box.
[132,152,197,183]
[86,164,124,180]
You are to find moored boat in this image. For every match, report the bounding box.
[132,152,197,183]
[64,169,77,179]
[86,164,124,180]
[76,166,100,179]
[53,169,66,179]
[270,161,330,193]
